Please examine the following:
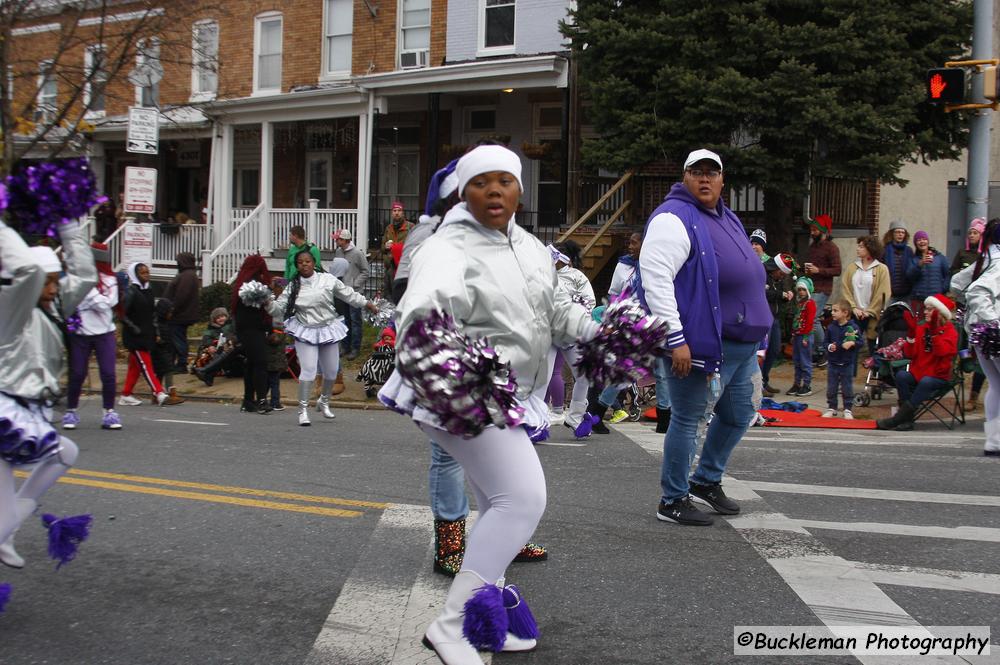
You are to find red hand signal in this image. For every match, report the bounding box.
[929,73,947,99]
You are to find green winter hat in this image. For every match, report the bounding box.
[795,276,814,295]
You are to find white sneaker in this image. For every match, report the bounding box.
[842,409,854,420]
[155,392,169,406]
[821,408,837,418]
[0,536,24,569]
[118,395,143,406]
[547,410,565,426]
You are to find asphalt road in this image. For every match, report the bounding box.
[1,398,997,665]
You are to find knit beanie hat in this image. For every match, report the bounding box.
[968,218,986,252]
[889,218,907,232]
[924,294,955,321]
[749,228,767,250]
[210,307,229,321]
[456,145,523,200]
[914,230,929,246]
[795,276,814,295]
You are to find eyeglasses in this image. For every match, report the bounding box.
[686,168,722,180]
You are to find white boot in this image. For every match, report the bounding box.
[423,571,486,664]
[0,498,37,569]
[316,395,335,419]
[298,402,311,426]
[985,418,1000,455]
[564,399,588,429]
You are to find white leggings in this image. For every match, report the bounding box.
[0,437,79,544]
[418,423,546,584]
[974,346,1000,421]
[295,341,340,383]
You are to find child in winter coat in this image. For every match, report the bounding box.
[266,324,290,411]
[788,276,817,397]
[357,327,396,398]
[823,301,861,419]
[153,298,184,405]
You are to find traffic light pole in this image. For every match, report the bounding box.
[967,0,994,223]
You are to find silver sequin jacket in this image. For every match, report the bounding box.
[267,271,368,325]
[398,203,595,399]
[951,244,1000,332]
[0,221,97,401]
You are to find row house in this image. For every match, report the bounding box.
[8,0,606,286]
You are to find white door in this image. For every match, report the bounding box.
[306,154,333,208]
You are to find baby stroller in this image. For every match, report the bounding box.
[620,374,658,421]
[357,346,395,398]
[854,301,915,407]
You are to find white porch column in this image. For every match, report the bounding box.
[259,120,274,254]
[307,198,319,246]
[355,92,375,253]
[214,123,235,246]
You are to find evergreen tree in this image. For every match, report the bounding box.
[563,0,973,241]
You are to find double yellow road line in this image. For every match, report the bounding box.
[14,468,389,519]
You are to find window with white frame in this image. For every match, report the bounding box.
[398,0,430,69]
[191,20,219,100]
[479,0,515,54]
[84,45,107,116]
[135,38,161,107]
[254,12,282,92]
[323,0,352,78]
[35,61,56,122]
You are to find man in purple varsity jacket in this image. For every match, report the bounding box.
[639,149,773,526]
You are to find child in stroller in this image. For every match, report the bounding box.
[357,327,396,398]
[856,300,916,406]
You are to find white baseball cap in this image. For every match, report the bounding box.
[683,149,723,171]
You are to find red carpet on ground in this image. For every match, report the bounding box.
[760,408,877,429]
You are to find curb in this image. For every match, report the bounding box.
[80,388,385,411]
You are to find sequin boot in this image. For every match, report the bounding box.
[433,518,465,577]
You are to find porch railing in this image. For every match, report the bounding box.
[270,201,359,252]
[557,170,634,244]
[203,202,265,286]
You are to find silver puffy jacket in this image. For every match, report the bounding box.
[268,271,367,325]
[398,203,595,399]
[0,221,97,401]
[951,244,1000,332]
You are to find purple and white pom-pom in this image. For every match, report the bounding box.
[969,320,1000,359]
[238,280,271,308]
[364,297,395,330]
[5,158,105,236]
[574,300,669,386]
[396,310,524,438]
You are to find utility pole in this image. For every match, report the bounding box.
[967,0,994,222]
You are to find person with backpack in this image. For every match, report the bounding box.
[284,225,322,280]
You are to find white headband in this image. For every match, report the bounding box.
[30,246,62,273]
[456,145,523,199]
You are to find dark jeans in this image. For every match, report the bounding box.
[894,371,950,407]
[827,364,855,410]
[348,306,363,352]
[267,370,281,408]
[240,329,269,403]
[169,323,190,370]
[67,332,118,409]
[972,371,986,394]
[761,317,782,385]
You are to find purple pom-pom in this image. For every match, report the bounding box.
[396,310,524,438]
[5,158,105,237]
[502,584,540,640]
[0,583,10,613]
[463,583,507,651]
[526,424,549,444]
[42,513,92,569]
[969,320,1000,359]
[0,182,9,215]
[574,300,669,386]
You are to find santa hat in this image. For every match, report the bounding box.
[923,294,955,321]
[774,252,796,275]
[807,214,833,235]
[749,228,767,250]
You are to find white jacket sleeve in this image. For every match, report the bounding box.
[550,266,598,348]
[950,261,976,300]
[0,220,45,340]
[56,221,98,317]
[396,240,473,341]
[332,276,369,310]
[965,262,1000,324]
[638,212,690,348]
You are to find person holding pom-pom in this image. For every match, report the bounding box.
[380,145,598,664]
[952,217,1000,456]
[0,200,96,572]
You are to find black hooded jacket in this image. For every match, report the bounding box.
[164,252,200,324]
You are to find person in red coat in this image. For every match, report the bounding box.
[877,294,958,431]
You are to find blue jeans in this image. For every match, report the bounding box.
[348,306,363,352]
[793,334,813,386]
[827,364,854,410]
[267,370,281,408]
[761,318,782,385]
[810,292,829,357]
[169,323,190,369]
[895,371,950,407]
[660,339,758,503]
[429,439,469,521]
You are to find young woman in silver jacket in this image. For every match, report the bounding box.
[0,218,96,569]
[380,145,596,664]
[951,218,1000,456]
[268,251,376,426]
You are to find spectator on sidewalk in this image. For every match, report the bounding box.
[265,324,290,412]
[284,225,322,280]
[881,219,913,304]
[152,298,185,406]
[119,263,168,407]
[841,235,891,358]
[163,251,200,373]
[823,301,860,419]
[193,307,242,386]
[788,276,816,397]
[333,229,369,361]
[802,214,841,367]
[382,201,412,299]
[949,217,989,411]
[907,230,950,319]
[232,255,273,414]
[749,228,769,262]
[761,253,796,395]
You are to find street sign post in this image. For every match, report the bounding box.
[124,166,157,214]
[127,106,159,154]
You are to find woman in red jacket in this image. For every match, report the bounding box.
[877,294,958,431]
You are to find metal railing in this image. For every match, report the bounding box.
[202,202,265,285]
[269,203,360,253]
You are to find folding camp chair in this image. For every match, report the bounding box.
[910,359,966,430]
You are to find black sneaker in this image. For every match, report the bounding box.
[815,358,828,368]
[795,384,814,397]
[656,496,714,526]
[785,384,801,395]
[592,419,610,434]
[689,482,740,515]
